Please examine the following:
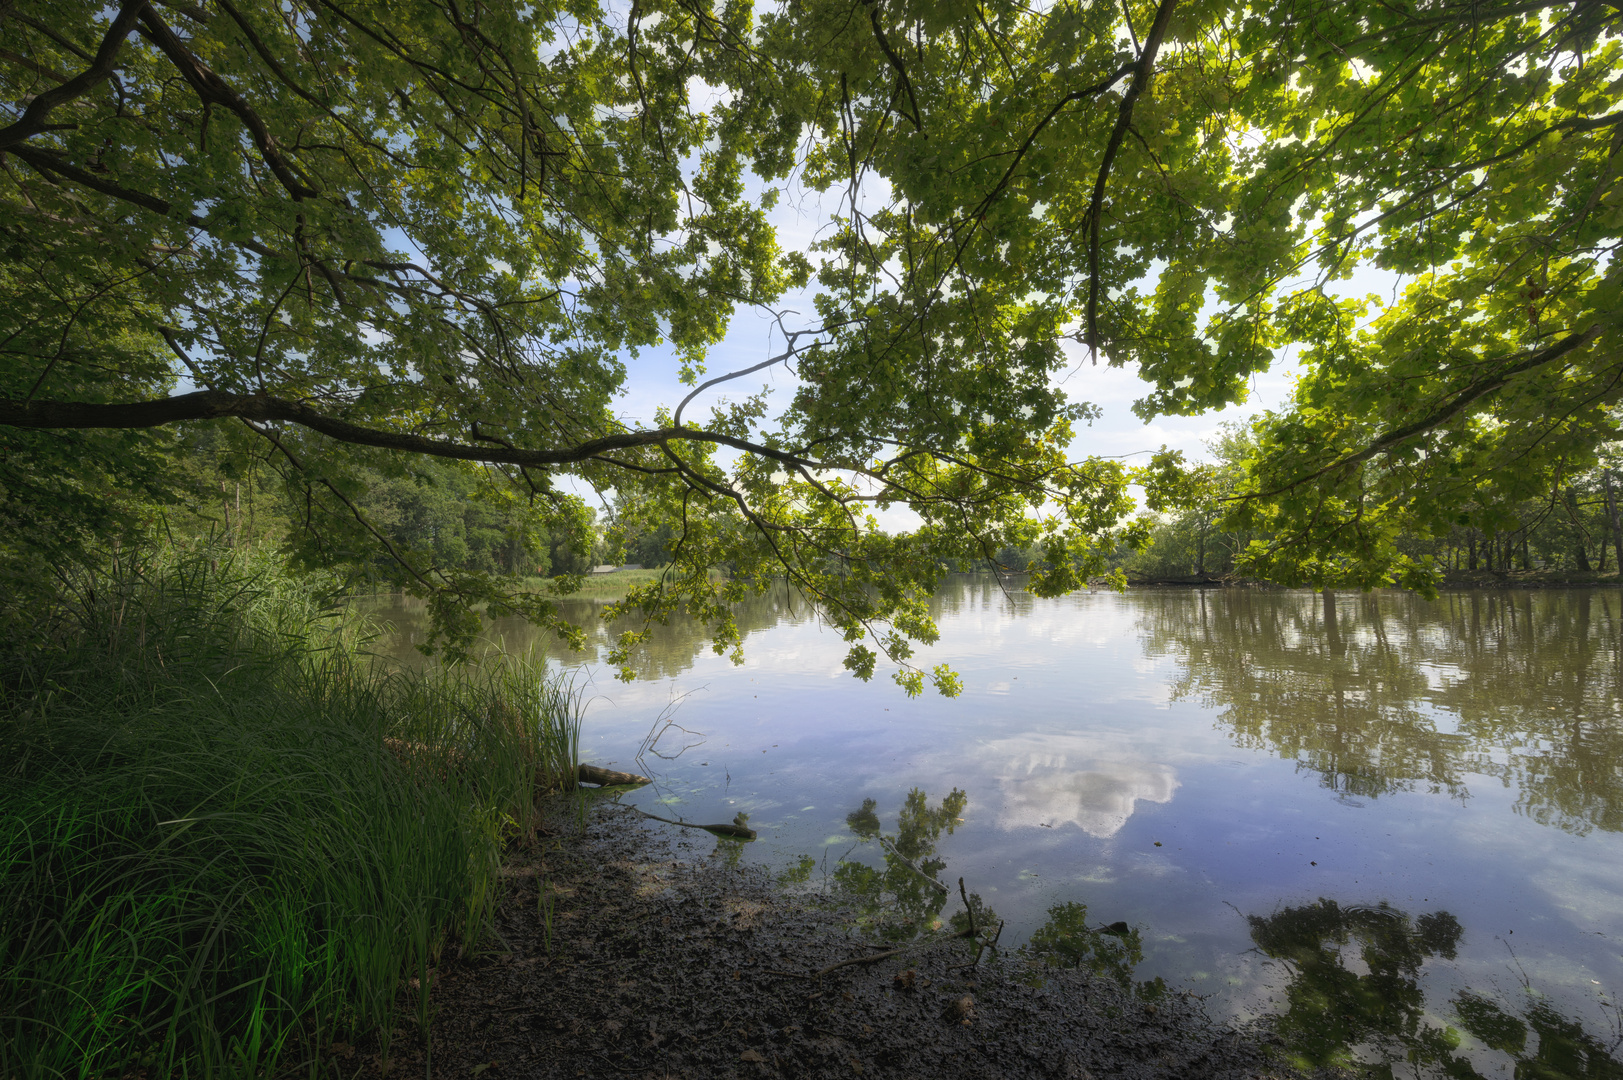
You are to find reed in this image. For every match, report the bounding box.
[0,547,581,1079]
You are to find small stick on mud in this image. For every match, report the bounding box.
[811,931,974,978]
[629,805,756,840]
[810,878,983,978]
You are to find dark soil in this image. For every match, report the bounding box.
[349,802,1310,1080]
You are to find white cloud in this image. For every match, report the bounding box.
[986,733,1180,836]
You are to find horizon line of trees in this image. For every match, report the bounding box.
[138,422,1623,596]
[1114,425,1623,583]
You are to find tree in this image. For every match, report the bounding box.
[3,0,1620,686]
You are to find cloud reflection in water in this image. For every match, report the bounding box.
[988,735,1179,836]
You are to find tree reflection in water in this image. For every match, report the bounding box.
[1140,589,1623,834]
[1248,898,1623,1079]
[829,788,997,943]
[788,779,1621,1078]
[1021,901,1166,1000]
[816,788,1167,996]
[384,582,1621,837]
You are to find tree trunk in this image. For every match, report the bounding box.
[1607,469,1623,579]
[1565,487,1592,571]
[1468,531,1478,571]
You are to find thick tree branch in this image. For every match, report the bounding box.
[1084,0,1177,355]
[0,0,148,151]
[862,0,923,132]
[1238,325,1606,499]
[0,389,835,473]
[962,62,1135,230]
[135,5,319,199]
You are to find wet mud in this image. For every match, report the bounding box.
[360,803,1313,1080]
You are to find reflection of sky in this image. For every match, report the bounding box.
[372,583,1623,1063]
[982,735,1179,837]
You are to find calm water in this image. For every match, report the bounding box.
[370,581,1623,1077]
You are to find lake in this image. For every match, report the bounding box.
[370,580,1623,1077]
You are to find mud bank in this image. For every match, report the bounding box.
[359,803,1317,1080]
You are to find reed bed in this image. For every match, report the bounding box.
[0,549,581,1079]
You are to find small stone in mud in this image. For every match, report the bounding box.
[943,995,975,1025]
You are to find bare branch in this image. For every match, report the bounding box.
[673,322,818,427]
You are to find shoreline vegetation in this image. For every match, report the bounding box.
[363,564,1623,610]
[8,550,1618,1078]
[0,548,583,1079]
[0,548,1298,1079]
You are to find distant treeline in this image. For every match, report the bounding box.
[108,425,1623,591]
[986,427,1623,583]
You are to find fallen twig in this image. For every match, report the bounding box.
[811,929,974,978]
[629,805,756,840]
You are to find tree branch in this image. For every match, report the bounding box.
[135,5,319,199]
[673,326,817,427]
[1238,325,1605,500]
[0,389,839,473]
[862,0,923,132]
[1084,0,1177,355]
[0,0,148,152]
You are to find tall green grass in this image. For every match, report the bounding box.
[0,548,581,1079]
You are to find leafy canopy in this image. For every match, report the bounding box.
[2,0,1620,688]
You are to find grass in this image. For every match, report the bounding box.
[0,548,582,1079]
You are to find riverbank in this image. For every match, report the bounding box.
[0,550,583,1078]
[351,801,1312,1080]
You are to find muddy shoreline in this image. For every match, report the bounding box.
[354,802,1322,1080]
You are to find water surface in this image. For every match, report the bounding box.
[370,581,1623,1077]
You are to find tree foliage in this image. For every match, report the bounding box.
[3,0,1620,686]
